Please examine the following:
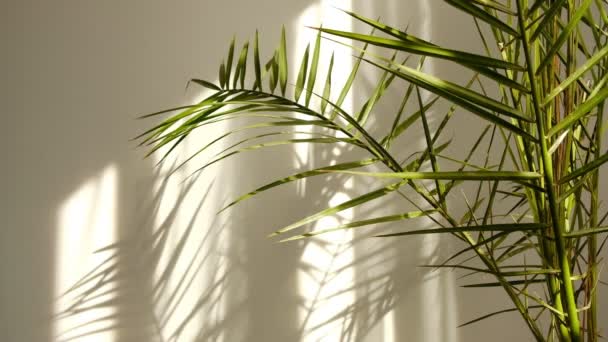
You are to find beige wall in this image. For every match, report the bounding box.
[2,1,606,341]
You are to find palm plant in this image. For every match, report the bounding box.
[137,1,608,340]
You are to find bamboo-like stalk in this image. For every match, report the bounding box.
[588,99,603,341]
[517,1,581,339]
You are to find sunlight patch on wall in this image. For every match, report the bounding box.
[419,235,442,342]
[418,1,442,338]
[292,0,354,197]
[299,192,355,341]
[55,164,118,342]
[383,309,396,342]
[292,3,318,197]
[415,1,458,341]
[295,1,358,341]
[149,90,229,342]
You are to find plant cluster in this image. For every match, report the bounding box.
[138,1,608,340]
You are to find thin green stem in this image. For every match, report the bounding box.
[587,100,603,342]
[517,1,581,340]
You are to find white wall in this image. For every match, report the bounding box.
[2,1,606,341]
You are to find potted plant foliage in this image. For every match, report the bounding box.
[138,1,608,340]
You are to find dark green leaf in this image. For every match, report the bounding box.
[294,44,310,102]
[324,169,542,181]
[446,0,520,37]
[560,151,608,184]
[188,78,221,91]
[530,0,568,41]
[546,85,608,137]
[321,52,334,113]
[565,226,608,238]
[280,210,436,242]
[226,35,236,89]
[458,306,544,327]
[315,27,525,70]
[536,0,594,74]
[306,27,322,106]
[279,26,288,95]
[543,44,608,106]
[375,223,547,237]
[253,30,262,91]
[220,159,377,212]
[219,61,226,89]
[363,59,538,142]
[269,181,409,237]
[233,41,249,89]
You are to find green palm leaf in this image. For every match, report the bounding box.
[314,27,525,71]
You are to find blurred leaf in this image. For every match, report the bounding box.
[294,44,310,102]
[462,279,545,288]
[363,58,538,142]
[565,226,608,238]
[536,0,593,74]
[280,210,436,242]
[233,41,249,89]
[376,223,548,237]
[315,27,525,70]
[321,52,334,113]
[323,169,542,181]
[446,0,519,37]
[188,78,221,91]
[306,27,322,106]
[530,0,568,41]
[559,151,608,184]
[279,26,288,95]
[543,44,608,106]
[269,181,408,237]
[220,159,377,212]
[546,86,608,137]
[458,306,544,327]
[219,61,227,89]
[253,30,262,91]
[226,35,236,89]
[330,25,377,119]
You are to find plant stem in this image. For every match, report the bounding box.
[516,1,581,340]
[588,102,603,342]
